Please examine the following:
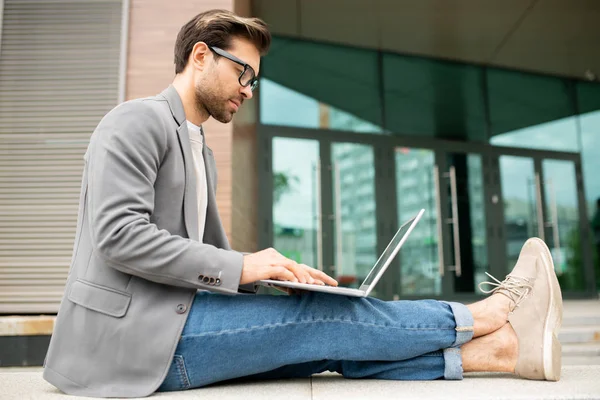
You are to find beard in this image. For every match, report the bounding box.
[194,82,237,124]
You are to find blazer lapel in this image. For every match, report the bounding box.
[161,85,199,242]
[176,123,199,242]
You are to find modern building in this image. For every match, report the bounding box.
[1,0,599,319]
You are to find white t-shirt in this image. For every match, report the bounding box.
[186,121,208,241]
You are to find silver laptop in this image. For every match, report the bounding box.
[258,209,425,297]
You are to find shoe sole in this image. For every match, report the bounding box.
[529,237,563,381]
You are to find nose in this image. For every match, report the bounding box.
[240,84,253,100]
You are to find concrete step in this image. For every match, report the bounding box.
[563,314,600,326]
[561,344,600,365]
[562,343,600,356]
[563,356,600,365]
[558,326,600,344]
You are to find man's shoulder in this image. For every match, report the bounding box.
[107,94,172,123]
[91,93,176,148]
[96,93,177,135]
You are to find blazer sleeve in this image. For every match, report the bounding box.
[86,101,244,295]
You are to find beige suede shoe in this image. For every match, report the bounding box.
[479,237,563,381]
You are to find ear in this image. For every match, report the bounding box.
[190,42,211,71]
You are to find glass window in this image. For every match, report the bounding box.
[577,82,600,214]
[260,79,319,128]
[490,115,580,152]
[488,69,579,152]
[577,81,600,289]
[261,36,383,131]
[383,54,487,141]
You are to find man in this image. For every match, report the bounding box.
[43,9,563,398]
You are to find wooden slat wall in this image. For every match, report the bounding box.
[0,0,123,313]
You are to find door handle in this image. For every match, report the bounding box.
[316,160,324,271]
[546,180,562,275]
[333,162,343,277]
[446,166,462,277]
[433,165,445,277]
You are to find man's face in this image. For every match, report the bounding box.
[195,38,260,123]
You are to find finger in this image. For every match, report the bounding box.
[272,266,298,283]
[296,264,319,284]
[284,262,312,284]
[270,254,314,284]
[300,264,338,286]
[272,257,311,284]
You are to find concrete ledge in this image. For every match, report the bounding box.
[0,335,51,367]
[1,366,599,400]
[0,316,55,336]
[0,316,55,367]
[559,326,600,344]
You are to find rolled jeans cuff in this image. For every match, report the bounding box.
[440,301,474,380]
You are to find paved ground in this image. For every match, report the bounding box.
[1,366,599,400]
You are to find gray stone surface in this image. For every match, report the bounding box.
[559,326,600,344]
[562,300,600,327]
[562,343,600,356]
[563,316,600,326]
[311,366,600,400]
[1,366,600,400]
[0,371,311,399]
[563,356,600,365]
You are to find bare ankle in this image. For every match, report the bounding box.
[468,295,510,338]
[490,293,512,315]
[501,323,519,373]
[462,323,518,373]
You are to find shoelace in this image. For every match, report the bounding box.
[478,272,534,312]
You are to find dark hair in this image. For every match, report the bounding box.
[174,9,271,74]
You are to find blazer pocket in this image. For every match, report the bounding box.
[68,279,132,318]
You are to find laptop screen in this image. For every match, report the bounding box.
[359,213,418,289]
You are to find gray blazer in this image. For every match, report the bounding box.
[43,86,255,398]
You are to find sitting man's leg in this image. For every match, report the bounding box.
[158,238,561,392]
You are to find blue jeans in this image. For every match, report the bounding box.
[157,291,474,392]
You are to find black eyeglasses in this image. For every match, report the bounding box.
[207,45,259,92]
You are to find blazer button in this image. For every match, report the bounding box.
[215,278,221,286]
[202,276,210,284]
[198,274,205,281]
[209,277,215,285]
[176,304,187,314]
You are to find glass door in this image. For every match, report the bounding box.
[330,143,378,292]
[540,159,586,292]
[271,137,321,268]
[394,147,442,296]
[498,155,539,275]
[438,151,494,295]
[497,154,592,294]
